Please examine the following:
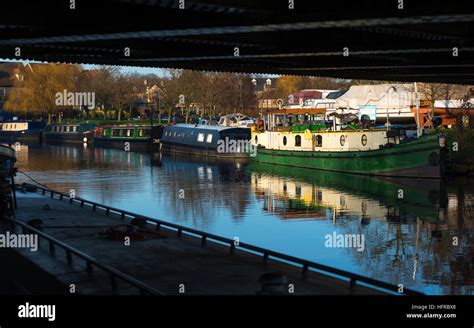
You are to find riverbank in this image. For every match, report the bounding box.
[5,187,399,295]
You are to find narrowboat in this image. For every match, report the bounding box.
[43,123,96,144]
[0,121,45,143]
[156,123,251,158]
[93,124,161,151]
[251,108,447,178]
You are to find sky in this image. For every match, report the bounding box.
[0,58,169,77]
[0,58,280,79]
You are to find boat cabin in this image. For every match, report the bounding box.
[160,123,251,154]
[253,108,402,152]
[0,121,45,132]
[45,123,96,134]
[94,124,153,140]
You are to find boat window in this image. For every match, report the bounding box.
[206,134,213,143]
[197,133,204,142]
[340,135,346,146]
[283,136,287,146]
[315,135,322,147]
[139,129,150,137]
[295,135,301,147]
[126,129,133,137]
[254,135,258,144]
[112,129,120,137]
[103,129,107,137]
[72,126,78,132]
[361,134,367,146]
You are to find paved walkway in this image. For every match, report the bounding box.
[11,191,383,295]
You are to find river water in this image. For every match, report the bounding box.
[13,143,474,295]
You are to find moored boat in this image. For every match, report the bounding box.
[218,113,255,128]
[93,124,161,151]
[157,123,252,158]
[0,121,45,143]
[251,108,447,178]
[0,144,16,174]
[43,123,96,144]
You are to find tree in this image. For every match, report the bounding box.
[5,63,81,118]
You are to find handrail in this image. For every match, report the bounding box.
[9,217,164,296]
[23,183,424,295]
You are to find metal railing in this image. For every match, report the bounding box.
[9,217,164,296]
[22,183,423,295]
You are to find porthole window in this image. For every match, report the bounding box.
[283,136,287,146]
[295,135,301,147]
[340,135,346,146]
[361,134,367,146]
[315,135,322,147]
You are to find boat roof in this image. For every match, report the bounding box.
[170,123,247,131]
[220,113,252,119]
[99,124,154,128]
[263,108,326,115]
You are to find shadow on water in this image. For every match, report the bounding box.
[13,143,474,295]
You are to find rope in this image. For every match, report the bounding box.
[16,170,52,191]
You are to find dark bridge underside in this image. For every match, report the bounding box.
[0,0,473,84]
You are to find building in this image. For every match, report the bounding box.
[0,62,33,111]
[253,77,280,111]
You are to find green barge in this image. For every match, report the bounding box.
[251,108,447,178]
[93,124,162,151]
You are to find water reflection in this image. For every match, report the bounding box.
[13,143,474,295]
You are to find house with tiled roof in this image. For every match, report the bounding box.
[0,62,33,111]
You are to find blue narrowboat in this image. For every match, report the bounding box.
[156,124,251,158]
